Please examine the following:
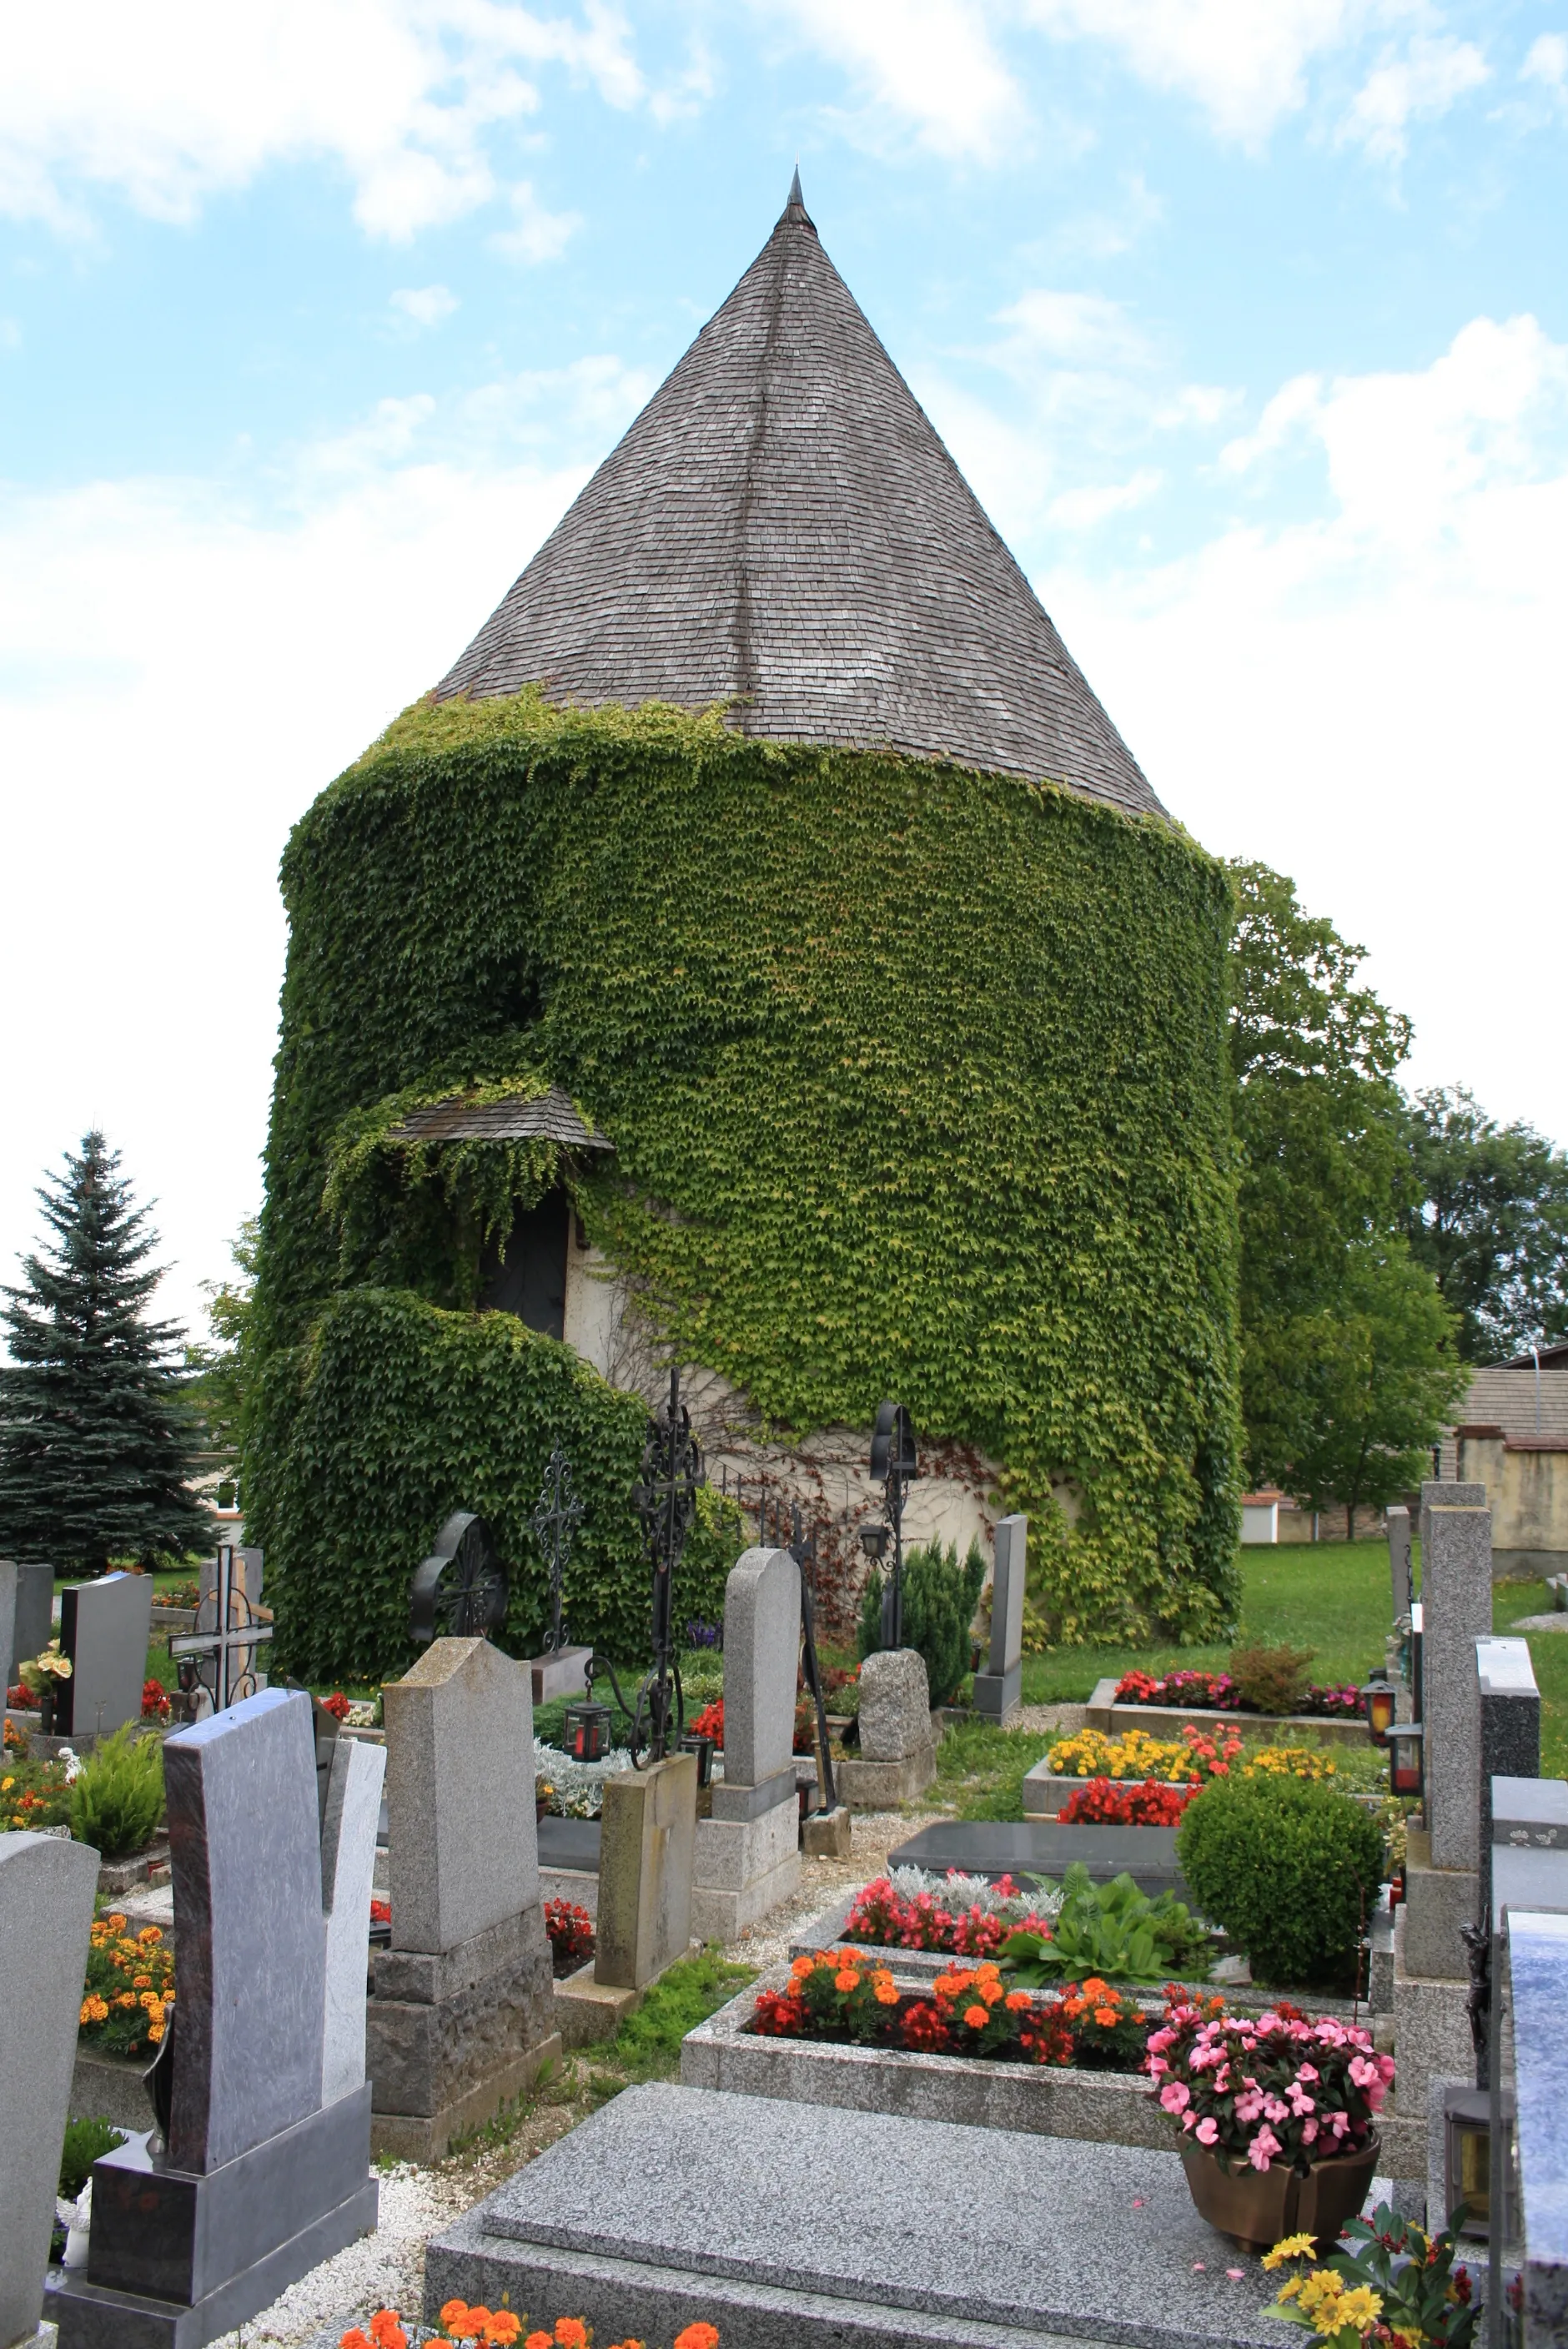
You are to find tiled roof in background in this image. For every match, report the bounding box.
[389,1087,613,1151]
[436,178,1163,821]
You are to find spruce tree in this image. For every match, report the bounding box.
[0,1132,209,1572]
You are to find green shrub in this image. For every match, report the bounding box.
[857,1537,987,1706]
[59,2117,127,2201]
[70,1725,165,1859]
[1176,1773,1385,1987]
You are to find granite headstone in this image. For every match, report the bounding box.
[320,1734,386,2106]
[973,1513,1026,1725]
[0,1561,54,1700]
[596,1752,698,1990]
[1420,1486,1493,1873]
[56,1570,153,1739]
[1476,1637,1540,1931]
[693,1548,801,1939]
[0,1833,100,2349]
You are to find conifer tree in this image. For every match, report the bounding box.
[0,1131,208,1572]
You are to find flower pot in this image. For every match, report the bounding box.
[39,1688,55,1737]
[1179,2135,1380,2256]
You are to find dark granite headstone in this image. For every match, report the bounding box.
[0,1557,55,1694]
[539,1813,603,1874]
[57,1570,153,1738]
[888,1818,1187,1900]
[1477,1637,1540,1929]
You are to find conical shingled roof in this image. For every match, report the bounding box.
[437,179,1163,818]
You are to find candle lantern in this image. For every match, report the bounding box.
[563,1699,611,1763]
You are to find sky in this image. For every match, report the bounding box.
[2,0,1566,1341]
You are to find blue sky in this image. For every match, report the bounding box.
[3,0,1566,1335]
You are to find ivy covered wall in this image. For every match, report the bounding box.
[248,690,1243,1677]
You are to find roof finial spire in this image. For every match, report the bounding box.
[782,164,814,232]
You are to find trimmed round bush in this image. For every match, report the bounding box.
[1175,1772,1385,1988]
[857,1538,986,1707]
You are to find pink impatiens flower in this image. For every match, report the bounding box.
[1194,2116,1219,2146]
[1247,2127,1282,2171]
[1160,2081,1191,2114]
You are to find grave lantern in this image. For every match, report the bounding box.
[563,1699,611,1763]
[1361,1674,1424,1796]
[1361,1676,1396,1742]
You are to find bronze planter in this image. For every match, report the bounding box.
[1180,2135,1380,2255]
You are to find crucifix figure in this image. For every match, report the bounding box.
[168,1547,274,1716]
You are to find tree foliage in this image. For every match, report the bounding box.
[1401,1085,1568,1361]
[248,690,1244,1672]
[1228,863,1461,1511]
[183,1218,259,1499]
[0,1132,209,1572]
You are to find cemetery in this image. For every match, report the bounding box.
[7,176,1568,2349]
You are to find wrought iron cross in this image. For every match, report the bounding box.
[168,1547,273,1714]
[870,1400,918,1649]
[531,1444,583,1657]
[629,1364,705,1764]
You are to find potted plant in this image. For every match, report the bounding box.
[1147,1994,1393,2253]
[1261,2201,1479,2345]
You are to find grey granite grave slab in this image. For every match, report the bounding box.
[57,1571,153,1738]
[538,1816,601,1873]
[1502,1909,1568,2336]
[0,1832,99,2349]
[889,1819,1186,1899]
[425,2081,1304,2349]
[975,1513,1027,1724]
[1420,1490,1493,1871]
[162,1687,325,2172]
[320,1733,385,2105]
[385,1635,539,1953]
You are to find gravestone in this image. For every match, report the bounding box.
[1476,1635,1540,1931]
[321,1735,387,2106]
[0,1833,99,2349]
[889,1818,1187,1900]
[1387,1504,1413,1622]
[55,1570,153,1739]
[596,1752,698,1990]
[1420,1487,1493,1873]
[835,1646,937,1808]
[367,1636,559,2159]
[46,1687,379,2349]
[692,1547,801,1939]
[972,1513,1027,1727]
[0,1561,54,1700]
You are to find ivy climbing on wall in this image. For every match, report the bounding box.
[248,688,1243,1679]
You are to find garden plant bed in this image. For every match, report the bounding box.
[681,1964,1425,2175]
[1085,1681,1370,1748]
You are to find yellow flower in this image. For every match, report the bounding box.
[80,1996,109,2025]
[1264,2235,1317,2270]
[1,1776,12,1792]
[1337,2285,1384,2333]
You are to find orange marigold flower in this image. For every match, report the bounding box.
[485,2317,521,2346]
[1081,1978,1108,1998]
[368,2311,408,2349]
[790,1955,813,1979]
[147,2023,165,2044]
[673,2326,720,2349]
[553,2320,587,2349]
[963,2004,988,2030]
[138,1926,163,1944]
[106,1914,127,1930]
[461,2314,493,2341]
[978,1980,1003,2006]
[440,2303,473,2333]
[1093,2008,1118,2028]
[873,1980,899,2004]
[1005,1991,1032,2011]
[833,1971,859,1993]
[525,2332,552,2349]
[339,2331,374,2349]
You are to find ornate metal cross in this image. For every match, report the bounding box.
[168,1547,274,1714]
[531,1444,583,1658]
[628,1364,705,1765]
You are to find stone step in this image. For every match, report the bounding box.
[425,2081,1377,2349]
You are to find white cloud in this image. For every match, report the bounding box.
[1521,32,1568,90]
[1341,33,1490,163]
[490,177,580,263]
[993,289,1151,366]
[1032,312,1568,1142]
[1048,469,1162,528]
[1020,0,1361,146]
[0,0,646,240]
[756,0,1025,158]
[390,282,460,329]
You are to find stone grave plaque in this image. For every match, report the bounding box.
[888,1818,1187,1900]
[0,1558,54,1696]
[973,1512,1026,1723]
